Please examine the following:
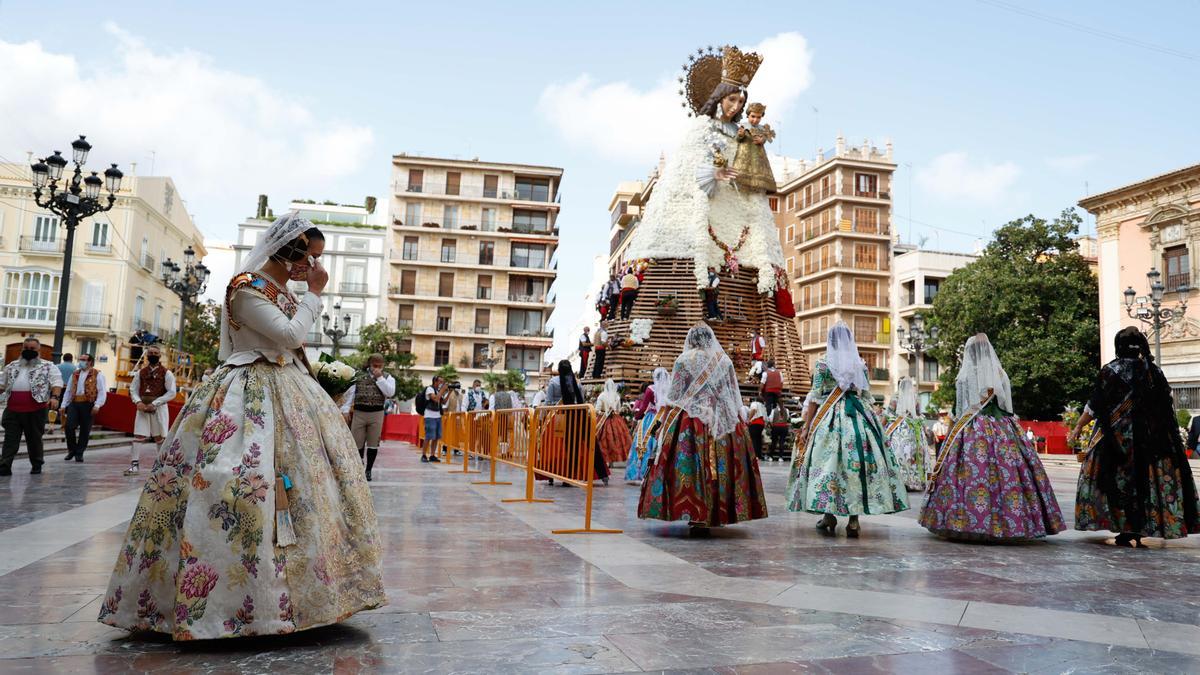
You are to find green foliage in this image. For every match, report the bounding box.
[176,301,221,370]
[482,369,526,394]
[339,319,422,400]
[925,209,1100,420]
[1177,409,1193,429]
[435,364,460,384]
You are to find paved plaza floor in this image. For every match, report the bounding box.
[1,441,1199,673]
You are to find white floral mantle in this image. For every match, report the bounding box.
[629,319,653,344]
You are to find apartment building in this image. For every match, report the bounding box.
[607,180,646,273]
[389,155,562,393]
[235,199,387,361]
[774,135,897,398]
[0,161,206,382]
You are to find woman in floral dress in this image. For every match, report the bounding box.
[625,368,670,484]
[98,213,386,640]
[1068,327,1200,547]
[919,333,1064,541]
[787,322,908,536]
[595,379,632,469]
[638,325,768,529]
[886,377,933,491]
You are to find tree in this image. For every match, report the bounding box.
[925,209,1100,420]
[341,319,422,401]
[172,301,221,370]
[435,364,460,384]
[483,369,526,394]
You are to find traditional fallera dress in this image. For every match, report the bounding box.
[98,272,386,640]
[919,396,1065,541]
[1075,357,1200,539]
[638,334,768,526]
[885,412,933,491]
[625,384,660,482]
[595,390,632,466]
[786,360,909,516]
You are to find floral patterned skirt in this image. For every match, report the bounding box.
[919,412,1064,541]
[625,414,657,482]
[787,397,909,516]
[887,418,933,492]
[637,408,768,526]
[598,415,632,465]
[98,362,387,640]
[1075,444,1200,539]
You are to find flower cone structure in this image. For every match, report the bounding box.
[591,258,810,404]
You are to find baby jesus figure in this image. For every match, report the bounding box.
[733,102,778,194]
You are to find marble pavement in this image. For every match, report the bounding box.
[0,440,1198,673]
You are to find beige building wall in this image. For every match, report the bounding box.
[388,155,562,395]
[773,136,897,398]
[0,162,206,383]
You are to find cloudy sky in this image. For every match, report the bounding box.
[1,1,1197,358]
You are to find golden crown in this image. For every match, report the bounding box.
[721,46,763,87]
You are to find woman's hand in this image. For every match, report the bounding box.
[715,167,739,182]
[1067,428,1080,447]
[306,257,329,294]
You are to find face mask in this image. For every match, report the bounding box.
[147,355,160,366]
[78,362,89,370]
[21,349,37,361]
[287,261,310,281]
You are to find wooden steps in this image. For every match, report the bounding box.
[586,258,810,406]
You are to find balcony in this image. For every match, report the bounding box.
[66,311,112,330]
[0,305,56,324]
[506,328,553,339]
[392,218,558,237]
[396,318,414,330]
[436,317,452,331]
[794,292,835,312]
[339,282,370,295]
[473,326,491,335]
[398,181,555,203]
[476,287,493,300]
[844,292,890,308]
[19,236,63,255]
[800,254,890,276]
[869,367,890,381]
[130,319,153,332]
[85,242,113,255]
[508,293,549,304]
[141,253,156,272]
[1167,273,1191,293]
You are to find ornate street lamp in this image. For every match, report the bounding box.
[479,342,503,371]
[322,301,351,356]
[896,312,940,408]
[161,245,212,353]
[1123,267,1189,363]
[29,136,123,362]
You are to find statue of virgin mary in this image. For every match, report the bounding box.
[622,46,788,298]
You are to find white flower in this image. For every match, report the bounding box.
[630,319,653,344]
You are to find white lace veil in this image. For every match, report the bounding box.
[955,333,1014,415]
[218,211,315,361]
[667,324,742,437]
[826,321,870,392]
[596,378,621,414]
[651,367,671,408]
[894,376,918,418]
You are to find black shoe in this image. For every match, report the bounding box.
[0,467,11,476]
[420,455,429,463]
[30,466,42,475]
[429,456,441,463]
[75,457,84,463]
[365,470,373,482]
[64,453,75,461]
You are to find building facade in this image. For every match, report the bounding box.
[774,136,897,397]
[0,162,206,382]
[388,155,562,394]
[607,180,646,274]
[1079,164,1200,411]
[235,199,386,362]
[889,247,978,408]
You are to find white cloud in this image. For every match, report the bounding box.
[1045,153,1099,171]
[537,32,814,164]
[0,24,373,234]
[915,151,1020,204]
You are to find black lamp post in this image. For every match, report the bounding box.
[29,136,123,363]
[322,302,351,357]
[161,245,211,353]
[1124,267,1190,363]
[896,312,940,407]
[479,342,502,371]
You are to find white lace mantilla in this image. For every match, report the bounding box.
[623,116,786,293]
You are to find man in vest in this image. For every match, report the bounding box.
[591,322,609,379]
[748,330,767,379]
[61,352,107,462]
[490,381,517,410]
[463,379,486,412]
[760,359,784,414]
[0,337,63,476]
[578,327,592,379]
[340,353,396,482]
[127,345,176,475]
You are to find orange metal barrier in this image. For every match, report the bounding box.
[436,406,620,535]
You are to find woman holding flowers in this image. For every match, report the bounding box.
[99,213,386,640]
